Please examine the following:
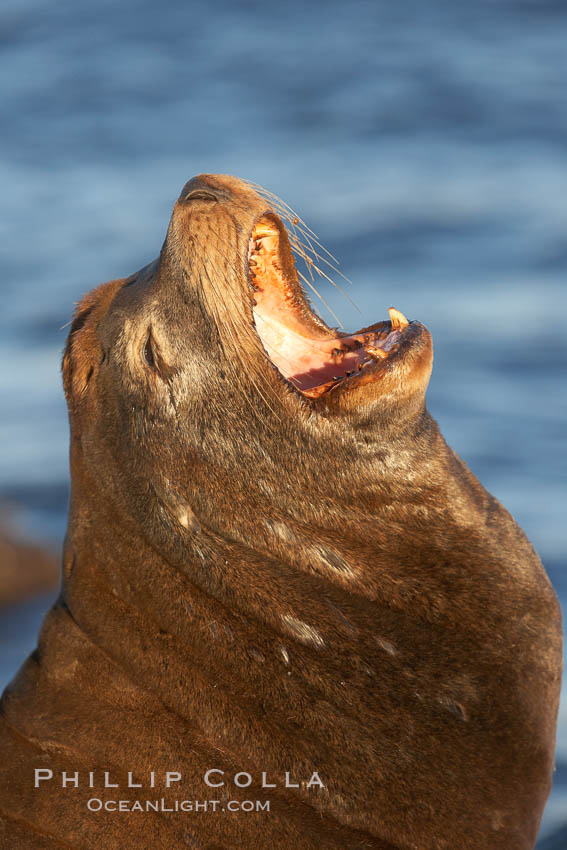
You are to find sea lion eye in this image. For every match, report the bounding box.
[143,330,156,370]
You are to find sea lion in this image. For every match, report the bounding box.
[0,174,561,850]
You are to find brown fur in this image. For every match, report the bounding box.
[0,174,562,849]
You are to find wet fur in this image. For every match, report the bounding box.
[0,175,562,849]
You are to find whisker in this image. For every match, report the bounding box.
[310,263,360,313]
[244,179,361,325]
[286,218,342,268]
[286,235,358,313]
[297,271,343,328]
[197,231,282,421]
[288,231,352,286]
[245,180,341,264]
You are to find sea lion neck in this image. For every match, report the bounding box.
[60,399,464,714]
[61,391,460,631]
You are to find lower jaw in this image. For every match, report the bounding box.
[252,305,411,399]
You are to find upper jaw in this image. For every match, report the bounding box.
[246,213,415,401]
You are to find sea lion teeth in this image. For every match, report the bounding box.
[388,307,409,331]
[300,380,336,398]
[366,345,388,360]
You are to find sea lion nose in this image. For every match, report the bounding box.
[179,176,227,203]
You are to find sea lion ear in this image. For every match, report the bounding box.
[62,302,97,401]
[62,280,122,403]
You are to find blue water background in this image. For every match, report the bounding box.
[0,0,565,839]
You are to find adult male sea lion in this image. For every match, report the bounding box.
[0,174,562,849]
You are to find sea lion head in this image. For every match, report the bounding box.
[62,174,436,550]
[163,174,433,417]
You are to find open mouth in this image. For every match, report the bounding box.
[248,214,412,399]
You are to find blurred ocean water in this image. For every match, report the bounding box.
[0,0,565,840]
